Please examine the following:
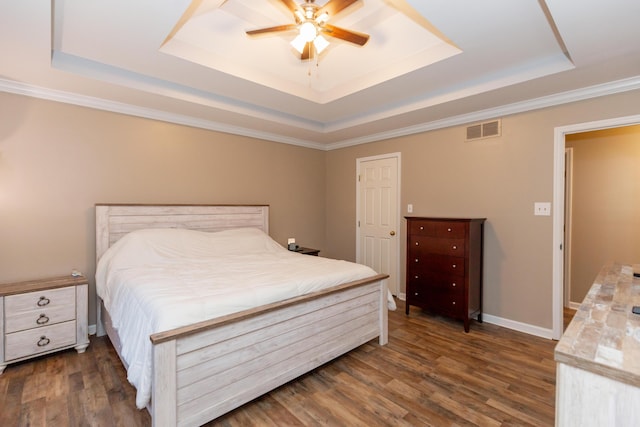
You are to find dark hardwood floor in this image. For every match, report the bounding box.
[0,300,560,426]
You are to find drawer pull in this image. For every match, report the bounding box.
[414,292,419,296]
[452,301,456,305]
[36,314,50,325]
[452,283,456,287]
[420,226,424,230]
[415,242,419,246]
[414,275,419,279]
[447,228,452,232]
[452,264,457,268]
[452,245,457,250]
[37,296,50,307]
[415,258,419,263]
[37,336,51,347]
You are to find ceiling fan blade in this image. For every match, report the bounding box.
[278,0,300,14]
[317,0,358,18]
[301,42,313,60]
[246,24,298,36]
[321,23,369,46]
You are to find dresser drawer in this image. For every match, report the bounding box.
[406,283,464,314]
[5,320,77,361]
[426,289,466,317]
[5,286,75,317]
[410,236,466,256]
[408,254,465,277]
[408,220,467,238]
[407,273,464,292]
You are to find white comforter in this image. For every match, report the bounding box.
[95,227,393,409]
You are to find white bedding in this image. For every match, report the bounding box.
[95,227,394,409]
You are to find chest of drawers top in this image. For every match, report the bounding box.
[406,217,486,232]
[0,275,88,297]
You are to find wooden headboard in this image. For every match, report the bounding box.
[95,204,269,261]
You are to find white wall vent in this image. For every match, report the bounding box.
[466,119,501,141]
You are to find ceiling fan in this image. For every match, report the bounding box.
[246,0,370,61]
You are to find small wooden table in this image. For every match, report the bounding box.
[292,247,320,256]
[0,275,90,374]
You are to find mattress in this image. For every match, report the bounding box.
[95,227,392,409]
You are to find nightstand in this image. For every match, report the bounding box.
[293,247,320,256]
[0,275,90,374]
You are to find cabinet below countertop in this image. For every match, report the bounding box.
[555,263,640,426]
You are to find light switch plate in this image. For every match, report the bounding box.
[534,202,551,216]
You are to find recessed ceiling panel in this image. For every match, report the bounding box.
[159,0,462,103]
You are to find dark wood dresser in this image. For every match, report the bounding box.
[405,217,485,332]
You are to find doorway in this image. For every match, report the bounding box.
[552,114,640,339]
[356,153,401,296]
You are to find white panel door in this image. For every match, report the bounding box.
[357,155,399,295]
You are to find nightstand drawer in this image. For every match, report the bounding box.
[5,320,77,361]
[5,303,76,334]
[5,286,75,316]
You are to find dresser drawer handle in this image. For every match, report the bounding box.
[452,283,456,287]
[37,296,50,307]
[415,258,419,263]
[37,336,51,347]
[419,226,424,230]
[452,264,457,268]
[414,292,419,296]
[36,314,50,325]
[415,242,419,246]
[414,275,419,279]
[452,245,457,250]
[447,228,452,232]
[452,301,456,305]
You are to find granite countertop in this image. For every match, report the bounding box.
[555,263,640,387]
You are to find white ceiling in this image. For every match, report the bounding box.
[1,0,639,150]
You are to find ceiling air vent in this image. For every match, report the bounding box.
[466,119,501,141]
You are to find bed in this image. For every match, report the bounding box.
[94,204,390,427]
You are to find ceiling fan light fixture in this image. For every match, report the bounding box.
[313,35,329,53]
[247,0,370,61]
[316,12,329,24]
[290,34,307,53]
[299,21,317,42]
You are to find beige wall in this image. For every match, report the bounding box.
[2,87,640,332]
[566,125,640,303]
[325,89,640,330]
[0,92,326,324]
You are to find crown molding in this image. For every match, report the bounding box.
[1,75,639,152]
[0,78,326,150]
[325,75,640,150]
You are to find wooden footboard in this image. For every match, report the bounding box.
[149,274,388,427]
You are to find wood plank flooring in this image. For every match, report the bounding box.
[0,300,563,426]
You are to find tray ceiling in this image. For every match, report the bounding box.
[1,0,639,149]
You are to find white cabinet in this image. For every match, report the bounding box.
[0,275,89,374]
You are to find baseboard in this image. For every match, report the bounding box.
[568,301,581,310]
[481,313,554,340]
[397,295,554,339]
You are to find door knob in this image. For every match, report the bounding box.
[390,231,396,236]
